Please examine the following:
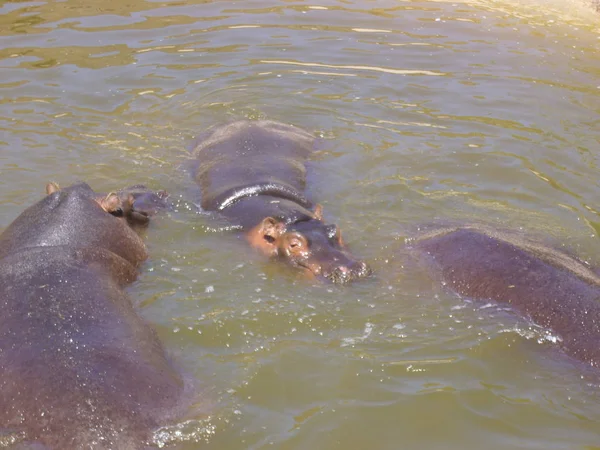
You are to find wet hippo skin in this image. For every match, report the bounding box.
[415,227,600,368]
[192,120,371,283]
[0,182,186,449]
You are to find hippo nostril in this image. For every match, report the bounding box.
[326,265,351,283]
[323,261,371,283]
[359,262,371,274]
[336,266,350,275]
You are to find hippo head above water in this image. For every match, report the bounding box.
[247,205,371,284]
[0,182,169,266]
[46,182,168,227]
[114,184,169,226]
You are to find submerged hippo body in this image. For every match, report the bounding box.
[415,227,600,368]
[192,120,370,283]
[0,183,185,449]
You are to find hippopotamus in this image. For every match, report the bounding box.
[191,120,371,283]
[414,227,600,368]
[0,182,188,449]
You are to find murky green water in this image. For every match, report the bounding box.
[2,0,600,448]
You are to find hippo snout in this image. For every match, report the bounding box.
[322,260,372,284]
[276,220,372,284]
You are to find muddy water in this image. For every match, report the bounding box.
[2,0,600,448]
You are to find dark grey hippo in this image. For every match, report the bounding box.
[415,227,600,368]
[0,182,191,449]
[191,120,371,283]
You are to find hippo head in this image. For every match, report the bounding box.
[30,182,169,268]
[115,185,169,227]
[248,207,371,283]
[46,183,168,227]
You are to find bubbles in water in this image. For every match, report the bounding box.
[341,322,374,347]
[499,325,562,345]
[152,418,217,448]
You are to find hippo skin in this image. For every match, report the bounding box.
[0,182,186,449]
[415,227,600,368]
[191,120,371,283]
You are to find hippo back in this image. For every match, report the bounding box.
[0,183,146,267]
[193,120,315,211]
[416,228,600,367]
[0,248,185,448]
[0,183,188,448]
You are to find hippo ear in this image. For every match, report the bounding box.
[260,217,284,243]
[98,192,123,214]
[46,182,60,195]
[313,204,323,221]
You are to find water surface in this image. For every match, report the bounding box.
[1,0,600,448]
